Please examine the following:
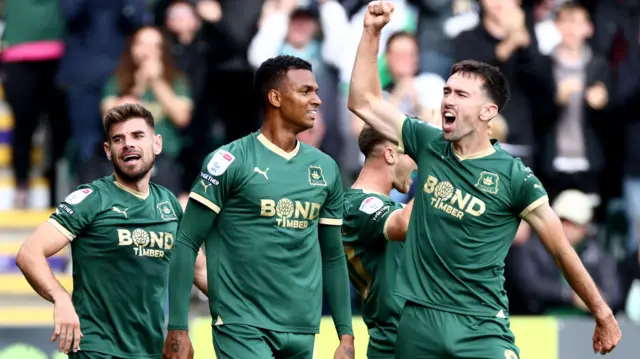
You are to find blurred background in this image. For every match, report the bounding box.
[1,0,640,358]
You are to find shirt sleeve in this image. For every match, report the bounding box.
[319,161,344,226]
[511,160,549,218]
[48,185,102,241]
[189,146,241,214]
[353,196,403,245]
[400,116,442,160]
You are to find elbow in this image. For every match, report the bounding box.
[347,94,371,116]
[15,245,31,272]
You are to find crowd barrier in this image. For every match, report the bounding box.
[0,316,638,358]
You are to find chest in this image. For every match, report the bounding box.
[226,157,331,229]
[416,154,513,224]
[79,200,179,261]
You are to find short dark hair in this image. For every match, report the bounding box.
[358,125,390,158]
[254,55,313,108]
[103,103,155,139]
[385,31,418,53]
[450,60,510,112]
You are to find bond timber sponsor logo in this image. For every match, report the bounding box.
[260,198,321,229]
[423,175,485,219]
[118,229,175,258]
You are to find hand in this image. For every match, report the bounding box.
[500,4,526,32]
[592,311,621,355]
[197,0,222,23]
[585,82,608,110]
[52,294,82,354]
[556,77,583,105]
[334,335,355,359]
[162,330,194,359]
[364,1,395,32]
[144,59,164,82]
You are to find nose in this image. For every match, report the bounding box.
[312,92,322,107]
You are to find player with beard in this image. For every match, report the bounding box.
[342,125,416,359]
[348,2,621,358]
[16,104,208,358]
[164,55,354,359]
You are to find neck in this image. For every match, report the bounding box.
[483,16,507,39]
[556,43,584,59]
[352,161,393,196]
[452,129,493,156]
[114,172,150,195]
[260,115,299,152]
[178,31,196,45]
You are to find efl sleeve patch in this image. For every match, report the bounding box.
[64,188,93,205]
[359,196,384,214]
[207,149,235,176]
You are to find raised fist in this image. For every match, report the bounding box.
[364,1,395,31]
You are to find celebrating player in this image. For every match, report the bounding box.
[347,2,621,358]
[342,125,415,358]
[164,55,354,359]
[15,104,208,358]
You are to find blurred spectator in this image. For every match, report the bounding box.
[56,0,150,179]
[407,0,454,79]
[248,0,348,161]
[619,249,640,319]
[163,0,237,200]
[532,0,564,55]
[453,0,555,168]
[1,0,68,208]
[100,26,193,201]
[537,2,611,207]
[510,189,622,315]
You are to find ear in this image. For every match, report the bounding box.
[383,147,396,165]
[480,103,498,122]
[154,134,163,155]
[267,89,281,108]
[103,142,111,161]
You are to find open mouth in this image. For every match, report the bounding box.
[442,111,456,132]
[122,154,141,163]
[307,110,317,118]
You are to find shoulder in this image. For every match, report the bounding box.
[203,137,253,175]
[344,190,397,219]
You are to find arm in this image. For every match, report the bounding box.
[524,203,613,320]
[385,199,413,241]
[150,78,192,129]
[347,24,405,144]
[319,224,355,345]
[193,247,208,296]
[246,10,288,69]
[319,0,350,68]
[16,222,73,303]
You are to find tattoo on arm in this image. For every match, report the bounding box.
[343,347,354,358]
[170,342,180,353]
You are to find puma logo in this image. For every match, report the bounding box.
[112,207,128,218]
[200,180,211,192]
[254,167,269,180]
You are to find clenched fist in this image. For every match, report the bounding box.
[364,1,395,31]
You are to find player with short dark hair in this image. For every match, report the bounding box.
[342,125,415,358]
[348,2,621,358]
[165,55,355,359]
[16,103,208,358]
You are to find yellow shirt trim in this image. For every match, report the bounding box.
[189,192,221,213]
[257,133,300,160]
[47,218,75,241]
[519,195,549,218]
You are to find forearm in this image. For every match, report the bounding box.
[193,249,208,296]
[554,249,610,318]
[349,29,383,107]
[151,79,191,128]
[319,225,354,337]
[168,200,214,330]
[16,251,69,303]
[495,35,523,63]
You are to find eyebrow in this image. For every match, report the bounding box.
[111,130,145,140]
[443,86,470,96]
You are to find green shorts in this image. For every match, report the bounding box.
[67,351,120,359]
[212,324,315,359]
[395,302,520,359]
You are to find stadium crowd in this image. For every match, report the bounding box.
[2,0,640,322]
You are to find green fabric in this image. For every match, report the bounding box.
[167,198,214,330]
[319,224,354,337]
[2,0,65,46]
[102,75,192,159]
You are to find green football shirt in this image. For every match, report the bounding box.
[48,175,182,358]
[189,132,344,333]
[395,117,548,318]
[342,189,404,355]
